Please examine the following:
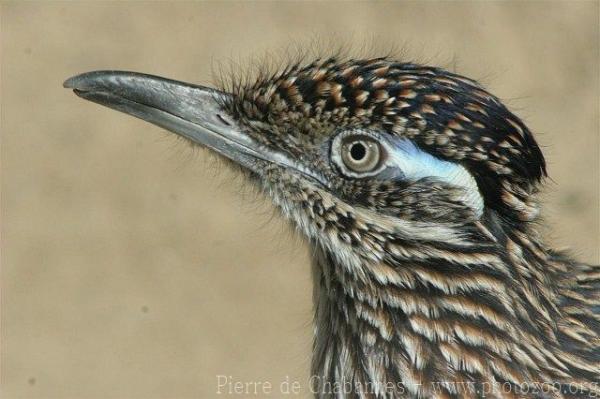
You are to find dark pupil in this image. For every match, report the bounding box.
[350,142,366,161]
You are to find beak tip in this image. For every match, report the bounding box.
[63,76,77,89]
[64,72,96,90]
[64,77,90,100]
[64,70,111,91]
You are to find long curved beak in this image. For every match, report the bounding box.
[63,71,264,171]
[64,71,328,187]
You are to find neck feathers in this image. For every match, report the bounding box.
[309,213,600,398]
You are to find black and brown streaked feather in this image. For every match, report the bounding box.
[221,57,598,398]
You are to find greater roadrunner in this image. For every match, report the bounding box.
[65,57,599,398]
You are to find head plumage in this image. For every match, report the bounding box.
[224,56,547,222]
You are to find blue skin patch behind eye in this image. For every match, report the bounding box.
[386,138,484,217]
[389,139,458,180]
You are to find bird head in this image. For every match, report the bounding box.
[65,58,600,397]
[64,57,546,264]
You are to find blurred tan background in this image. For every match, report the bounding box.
[1,1,598,398]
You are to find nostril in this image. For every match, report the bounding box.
[216,114,231,126]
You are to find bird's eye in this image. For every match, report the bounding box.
[332,133,386,177]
